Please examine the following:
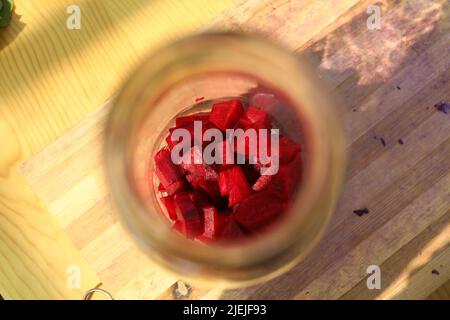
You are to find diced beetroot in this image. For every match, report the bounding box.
[244,106,271,129]
[165,127,183,151]
[231,128,274,165]
[167,115,213,150]
[269,154,302,199]
[175,112,210,128]
[209,100,244,131]
[173,192,203,238]
[166,125,194,150]
[201,206,221,239]
[212,139,234,169]
[220,218,246,240]
[226,166,252,207]
[181,146,218,181]
[157,182,166,192]
[172,221,184,233]
[218,170,229,196]
[154,149,185,193]
[229,129,257,165]
[233,189,286,231]
[165,179,187,196]
[161,196,177,221]
[249,92,279,110]
[219,166,252,206]
[188,190,210,207]
[156,99,303,242]
[241,164,260,185]
[187,174,223,207]
[194,234,212,243]
[252,174,272,192]
[234,114,253,130]
[278,135,301,164]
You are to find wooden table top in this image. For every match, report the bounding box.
[0,0,449,299]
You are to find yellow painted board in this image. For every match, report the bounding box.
[19,0,450,300]
[0,0,234,299]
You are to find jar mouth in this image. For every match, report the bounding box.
[104,32,346,285]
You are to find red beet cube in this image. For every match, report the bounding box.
[233,189,286,231]
[154,149,185,194]
[172,220,184,233]
[175,112,210,128]
[241,164,260,185]
[244,106,271,129]
[188,190,210,207]
[165,180,187,196]
[269,154,302,199]
[220,218,246,240]
[157,182,166,192]
[173,192,203,238]
[202,206,221,239]
[209,100,244,131]
[226,166,252,207]
[166,125,195,150]
[187,174,223,207]
[167,114,213,150]
[218,169,230,196]
[249,92,278,110]
[219,166,252,206]
[252,174,272,192]
[231,128,274,166]
[161,196,177,221]
[181,146,218,181]
[211,139,234,169]
[234,114,253,130]
[194,234,212,244]
[165,128,177,150]
[278,135,301,164]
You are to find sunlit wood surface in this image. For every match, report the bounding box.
[1,0,449,299]
[0,0,234,300]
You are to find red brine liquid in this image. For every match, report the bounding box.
[153,98,302,243]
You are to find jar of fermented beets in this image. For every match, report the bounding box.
[105,32,346,287]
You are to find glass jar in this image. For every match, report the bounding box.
[104,32,346,287]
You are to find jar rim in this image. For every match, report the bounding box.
[104,32,346,286]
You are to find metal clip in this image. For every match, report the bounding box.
[83,288,114,300]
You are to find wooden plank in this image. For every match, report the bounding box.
[0,94,101,298]
[14,0,450,299]
[294,173,450,299]
[0,0,234,156]
[0,0,234,299]
[0,168,101,299]
[341,211,450,299]
[428,280,450,300]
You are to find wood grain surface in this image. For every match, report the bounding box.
[2,0,450,299]
[0,0,234,299]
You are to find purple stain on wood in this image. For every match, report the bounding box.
[434,102,450,114]
[398,139,404,145]
[373,133,387,147]
[431,269,440,275]
[353,208,369,217]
